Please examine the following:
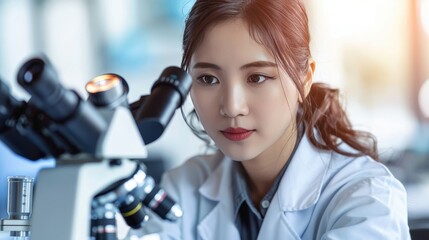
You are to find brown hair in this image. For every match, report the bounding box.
[181,0,378,160]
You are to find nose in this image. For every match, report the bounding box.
[220,83,249,118]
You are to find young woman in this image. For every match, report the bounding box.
[141,0,410,239]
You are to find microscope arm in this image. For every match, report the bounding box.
[31,158,138,240]
[31,106,148,240]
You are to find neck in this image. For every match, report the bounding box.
[241,123,298,205]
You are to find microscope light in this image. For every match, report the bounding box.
[86,73,129,108]
[86,74,121,93]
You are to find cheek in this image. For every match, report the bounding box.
[190,87,206,110]
[253,98,288,124]
[190,88,217,124]
[252,85,299,123]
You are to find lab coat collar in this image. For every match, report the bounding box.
[277,133,331,211]
[198,150,232,201]
[197,151,240,240]
[196,134,331,240]
[198,133,331,211]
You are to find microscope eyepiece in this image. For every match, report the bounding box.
[17,56,75,121]
[22,59,44,84]
[134,66,191,144]
[86,74,129,108]
[150,66,191,106]
[16,56,107,154]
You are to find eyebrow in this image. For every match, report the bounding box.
[192,61,277,70]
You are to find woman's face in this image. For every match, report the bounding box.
[189,18,300,161]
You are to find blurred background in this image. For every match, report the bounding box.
[0,0,428,236]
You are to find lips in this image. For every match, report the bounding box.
[221,127,254,141]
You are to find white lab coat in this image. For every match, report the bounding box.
[141,134,411,239]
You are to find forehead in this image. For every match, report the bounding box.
[190,18,275,68]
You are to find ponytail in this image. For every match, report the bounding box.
[301,83,378,160]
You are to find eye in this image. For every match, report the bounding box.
[248,74,273,84]
[196,75,219,85]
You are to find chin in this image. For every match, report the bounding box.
[218,145,259,162]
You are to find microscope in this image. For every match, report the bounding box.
[0,56,191,240]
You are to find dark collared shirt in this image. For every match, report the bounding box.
[231,124,304,240]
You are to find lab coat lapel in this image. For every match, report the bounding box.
[257,185,317,240]
[258,134,331,239]
[197,154,240,240]
[257,205,301,239]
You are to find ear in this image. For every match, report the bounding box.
[300,58,316,102]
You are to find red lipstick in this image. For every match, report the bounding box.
[221,127,254,141]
